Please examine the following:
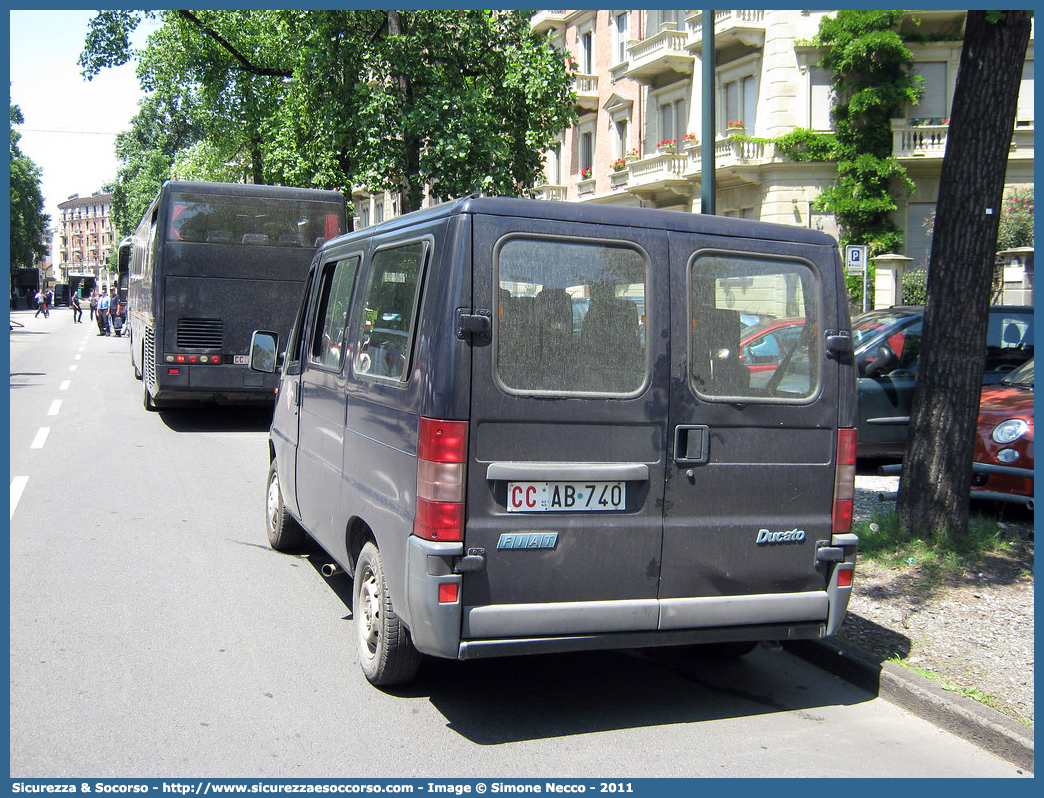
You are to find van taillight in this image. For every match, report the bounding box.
[832,428,857,534]
[415,418,468,541]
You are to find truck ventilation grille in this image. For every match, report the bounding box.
[177,318,223,349]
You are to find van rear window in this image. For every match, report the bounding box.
[496,238,648,395]
[690,254,819,401]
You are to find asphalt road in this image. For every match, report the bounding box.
[8,307,1029,779]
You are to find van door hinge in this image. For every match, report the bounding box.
[456,308,492,344]
[825,330,853,360]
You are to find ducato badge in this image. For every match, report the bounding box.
[756,528,807,545]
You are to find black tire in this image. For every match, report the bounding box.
[353,542,422,686]
[143,378,159,411]
[131,335,142,380]
[265,460,306,551]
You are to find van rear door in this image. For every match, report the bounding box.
[464,215,670,638]
[658,236,840,626]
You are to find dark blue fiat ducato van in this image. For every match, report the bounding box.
[250,196,858,686]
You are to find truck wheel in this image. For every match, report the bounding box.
[266,460,306,551]
[354,542,422,686]
[143,378,158,411]
[132,335,142,380]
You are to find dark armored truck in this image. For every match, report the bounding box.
[251,196,858,686]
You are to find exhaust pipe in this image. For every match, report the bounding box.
[321,563,343,578]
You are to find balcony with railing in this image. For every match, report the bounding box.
[530,10,568,35]
[686,10,767,56]
[573,73,599,113]
[892,120,949,160]
[531,184,566,202]
[620,26,693,84]
[626,151,692,200]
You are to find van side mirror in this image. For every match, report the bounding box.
[249,330,279,373]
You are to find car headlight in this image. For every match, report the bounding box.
[992,418,1030,444]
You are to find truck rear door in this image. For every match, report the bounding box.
[658,236,841,627]
[463,215,670,639]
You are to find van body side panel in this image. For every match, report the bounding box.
[331,217,468,626]
[659,235,840,609]
[463,215,670,633]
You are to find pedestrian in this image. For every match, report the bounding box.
[89,290,98,322]
[108,287,124,336]
[70,293,83,323]
[96,287,111,336]
[34,289,49,318]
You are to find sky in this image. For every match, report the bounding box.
[9,10,155,227]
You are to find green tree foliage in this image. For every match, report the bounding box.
[108,88,202,237]
[80,10,577,215]
[811,11,922,253]
[767,12,921,255]
[10,103,50,268]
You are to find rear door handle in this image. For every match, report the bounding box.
[674,425,710,465]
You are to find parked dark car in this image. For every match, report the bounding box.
[853,305,1033,457]
[972,358,1033,509]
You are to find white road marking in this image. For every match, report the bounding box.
[47,400,62,416]
[30,428,50,449]
[10,477,28,520]
[74,354,82,360]
[69,365,77,371]
[59,380,71,391]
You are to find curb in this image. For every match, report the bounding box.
[786,637,1034,773]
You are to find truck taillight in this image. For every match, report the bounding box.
[832,428,857,534]
[414,418,468,541]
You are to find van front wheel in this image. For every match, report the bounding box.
[354,542,422,686]
[266,460,306,551]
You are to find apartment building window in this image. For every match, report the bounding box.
[656,10,681,29]
[910,62,947,118]
[579,130,594,173]
[580,30,594,74]
[809,66,834,130]
[375,201,385,224]
[359,206,370,228]
[614,119,629,159]
[613,12,629,64]
[722,74,757,135]
[659,97,688,144]
[548,141,563,184]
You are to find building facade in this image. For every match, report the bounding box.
[531,9,1034,273]
[57,191,117,293]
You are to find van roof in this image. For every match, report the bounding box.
[332,195,838,248]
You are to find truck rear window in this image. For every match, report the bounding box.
[690,253,820,401]
[495,238,648,395]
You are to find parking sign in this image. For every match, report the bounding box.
[846,244,868,275]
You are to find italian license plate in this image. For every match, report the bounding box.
[507,481,625,513]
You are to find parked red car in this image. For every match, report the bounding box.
[972,358,1033,510]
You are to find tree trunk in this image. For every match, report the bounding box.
[386,10,424,213]
[895,11,1031,542]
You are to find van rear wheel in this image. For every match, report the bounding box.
[266,460,306,551]
[354,542,422,686]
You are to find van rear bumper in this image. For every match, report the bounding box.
[457,622,825,660]
[405,537,855,661]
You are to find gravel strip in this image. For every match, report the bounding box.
[842,473,1034,725]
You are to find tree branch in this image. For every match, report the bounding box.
[177,10,291,78]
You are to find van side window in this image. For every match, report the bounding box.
[496,238,647,395]
[309,256,360,371]
[354,242,426,382]
[690,254,818,401]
